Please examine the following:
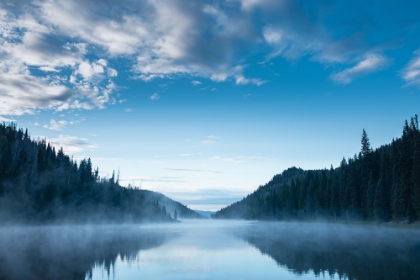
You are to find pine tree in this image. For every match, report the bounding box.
[361,129,373,159]
[360,129,373,219]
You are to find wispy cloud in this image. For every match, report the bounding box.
[191,80,202,86]
[0,0,417,119]
[331,55,390,84]
[201,135,220,145]
[209,154,275,163]
[125,108,132,112]
[0,6,119,116]
[0,116,15,122]
[43,119,68,131]
[150,93,160,101]
[164,168,223,174]
[235,75,266,86]
[41,116,85,131]
[49,135,98,154]
[402,49,420,86]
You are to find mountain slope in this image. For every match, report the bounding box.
[140,190,205,219]
[194,210,214,218]
[0,123,199,223]
[213,115,420,223]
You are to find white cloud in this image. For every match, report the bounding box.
[209,154,274,163]
[39,66,60,72]
[0,0,415,119]
[76,61,105,80]
[50,134,98,154]
[402,49,420,86]
[0,68,74,115]
[43,119,68,131]
[150,93,160,101]
[108,68,118,77]
[0,5,119,117]
[263,27,282,44]
[331,55,390,84]
[0,116,15,122]
[192,80,202,86]
[41,117,85,130]
[125,108,132,112]
[235,75,266,86]
[239,0,273,11]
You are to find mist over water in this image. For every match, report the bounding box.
[236,222,420,280]
[0,221,419,280]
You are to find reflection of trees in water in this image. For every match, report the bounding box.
[238,222,420,280]
[0,226,173,280]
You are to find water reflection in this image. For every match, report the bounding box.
[0,221,419,280]
[0,225,173,280]
[235,222,420,280]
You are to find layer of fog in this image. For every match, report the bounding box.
[234,221,420,280]
[0,220,419,280]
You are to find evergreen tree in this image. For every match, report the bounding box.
[0,123,180,223]
[361,129,373,159]
[213,116,420,224]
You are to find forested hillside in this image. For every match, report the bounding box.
[0,123,200,224]
[213,115,420,223]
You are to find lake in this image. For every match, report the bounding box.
[0,220,419,280]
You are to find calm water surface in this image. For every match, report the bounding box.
[0,220,419,280]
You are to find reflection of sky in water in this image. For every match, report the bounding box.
[90,221,334,280]
[1,221,418,279]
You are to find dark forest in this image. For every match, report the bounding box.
[214,115,420,223]
[0,123,201,224]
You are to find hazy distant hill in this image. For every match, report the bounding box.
[214,115,420,223]
[0,123,199,224]
[141,190,205,219]
[193,210,214,218]
[212,167,305,220]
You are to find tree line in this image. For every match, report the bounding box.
[213,115,420,223]
[0,123,176,223]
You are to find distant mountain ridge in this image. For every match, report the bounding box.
[193,210,214,218]
[213,115,420,223]
[0,123,200,224]
[141,190,205,219]
[212,167,305,219]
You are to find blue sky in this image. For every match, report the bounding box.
[1,0,420,211]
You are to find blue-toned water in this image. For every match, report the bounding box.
[1,220,419,280]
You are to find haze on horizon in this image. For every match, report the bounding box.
[1,0,420,211]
